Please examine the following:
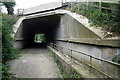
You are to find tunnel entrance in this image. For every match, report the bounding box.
[17,14,61,48]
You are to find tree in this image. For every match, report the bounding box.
[2,2,16,15]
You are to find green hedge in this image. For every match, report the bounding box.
[2,14,19,62]
[2,14,20,79]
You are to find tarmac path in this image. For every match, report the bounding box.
[8,47,62,78]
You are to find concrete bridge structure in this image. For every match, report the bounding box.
[13,1,120,79]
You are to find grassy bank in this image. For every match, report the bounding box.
[64,2,120,33]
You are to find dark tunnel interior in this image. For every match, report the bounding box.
[22,14,61,47]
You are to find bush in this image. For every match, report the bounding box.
[2,14,19,62]
[2,14,20,79]
[2,64,15,79]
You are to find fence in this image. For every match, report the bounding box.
[64,0,120,12]
[49,43,120,78]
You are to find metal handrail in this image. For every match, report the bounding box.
[49,43,120,67]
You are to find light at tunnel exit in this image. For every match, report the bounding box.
[34,34,46,43]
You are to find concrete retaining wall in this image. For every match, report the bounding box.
[54,40,120,78]
[55,14,100,39]
[53,13,120,78]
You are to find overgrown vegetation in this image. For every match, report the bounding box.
[2,14,20,80]
[1,1,20,79]
[2,14,19,62]
[2,64,14,79]
[65,2,120,33]
[0,12,2,80]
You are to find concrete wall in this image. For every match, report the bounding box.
[52,13,120,78]
[13,40,28,49]
[55,14,100,39]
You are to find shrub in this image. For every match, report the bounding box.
[2,14,19,62]
[2,64,15,79]
[2,14,20,79]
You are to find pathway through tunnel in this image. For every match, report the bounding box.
[11,14,63,78]
[8,46,62,78]
[17,14,61,48]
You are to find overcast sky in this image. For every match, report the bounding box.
[1,0,80,13]
[15,0,59,9]
[14,0,60,13]
[1,0,62,13]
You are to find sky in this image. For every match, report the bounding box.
[15,0,59,9]
[1,0,62,13]
[14,0,60,13]
[1,0,85,13]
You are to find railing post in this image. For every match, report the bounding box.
[61,46,63,53]
[90,55,92,77]
[70,49,73,78]
[54,44,57,51]
[71,50,72,62]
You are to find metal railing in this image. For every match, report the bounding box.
[49,43,120,78]
[64,0,120,13]
[50,43,120,66]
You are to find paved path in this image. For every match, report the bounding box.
[9,47,62,78]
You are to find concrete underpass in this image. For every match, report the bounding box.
[11,14,63,78]
[15,14,61,47]
[11,9,120,78]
